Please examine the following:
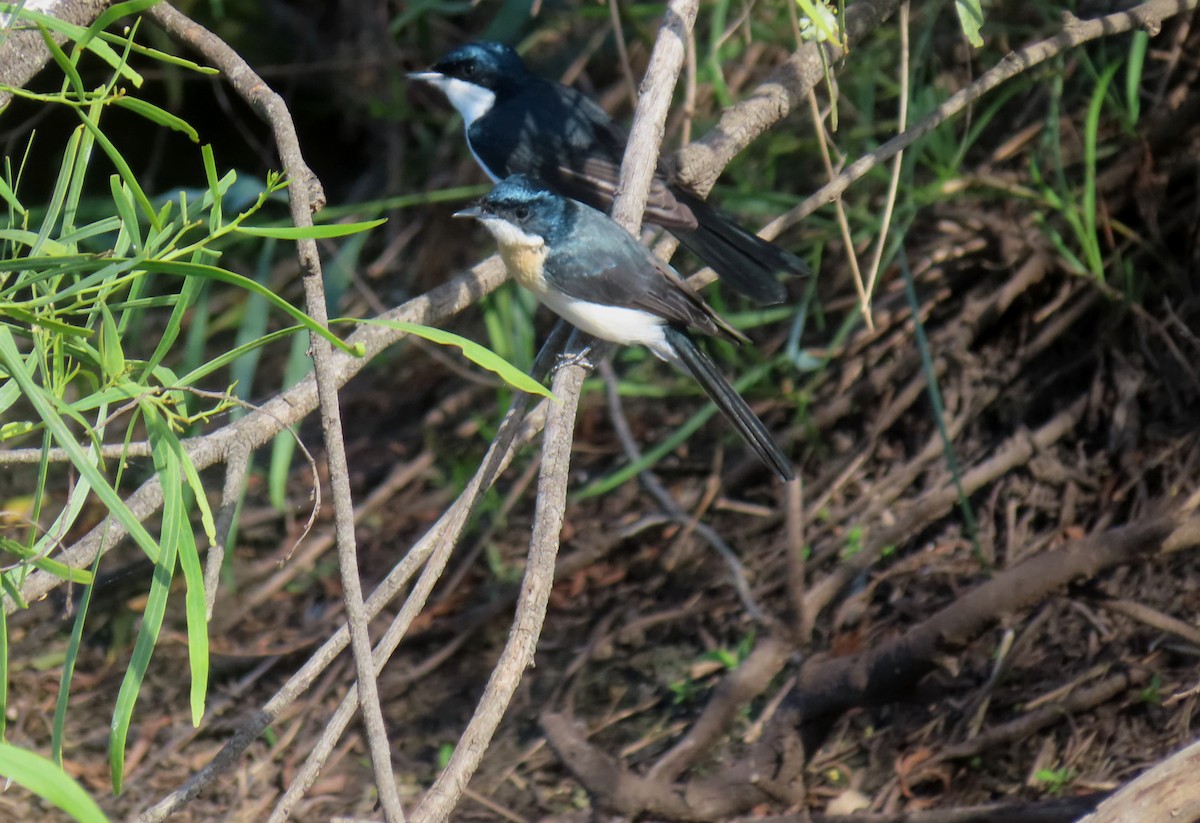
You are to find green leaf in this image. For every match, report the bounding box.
[0,743,109,823]
[76,109,161,231]
[356,318,555,399]
[137,258,363,357]
[1125,31,1148,125]
[36,22,86,101]
[0,535,94,584]
[98,303,126,381]
[0,327,162,565]
[111,96,200,142]
[0,171,25,216]
[109,174,144,253]
[109,402,181,794]
[0,229,72,255]
[75,0,162,55]
[0,4,143,87]
[955,0,985,48]
[53,551,101,767]
[234,218,387,239]
[143,406,208,727]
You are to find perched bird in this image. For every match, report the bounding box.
[455,174,793,481]
[411,41,806,305]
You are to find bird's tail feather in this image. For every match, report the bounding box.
[664,326,793,481]
[675,192,808,305]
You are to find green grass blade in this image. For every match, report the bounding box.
[1083,61,1121,280]
[0,743,109,823]
[268,332,310,509]
[899,251,978,547]
[575,359,777,499]
[1125,31,1148,125]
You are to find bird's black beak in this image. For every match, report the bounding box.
[407,70,443,84]
[453,205,484,220]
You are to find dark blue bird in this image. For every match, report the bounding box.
[455,175,793,481]
[412,41,807,305]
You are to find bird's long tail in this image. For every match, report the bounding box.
[674,192,808,306]
[663,326,793,481]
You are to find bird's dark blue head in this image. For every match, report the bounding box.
[459,174,575,245]
[427,42,530,93]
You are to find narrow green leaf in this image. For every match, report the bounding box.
[0,743,109,823]
[111,96,200,142]
[36,23,85,100]
[109,174,143,253]
[75,0,162,55]
[53,550,102,767]
[1083,62,1121,280]
[0,328,161,565]
[357,318,555,399]
[0,229,72,255]
[138,258,362,356]
[143,407,208,727]
[176,326,301,387]
[0,536,94,584]
[0,306,91,338]
[76,109,160,231]
[109,402,180,794]
[234,218,387,239]
[0,4,143,87]
[0,173,24,216]
[1125,30,1148,125]
[201,144,222,232]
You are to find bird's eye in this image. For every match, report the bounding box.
[514,205,530,221]
[462,62,477,77]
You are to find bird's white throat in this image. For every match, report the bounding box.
[476,216,542,250]
[419,74,496,127]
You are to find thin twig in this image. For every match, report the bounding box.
[145,2,408,816]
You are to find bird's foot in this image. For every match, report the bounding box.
[555,345,595,373]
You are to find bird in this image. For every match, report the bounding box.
[454,174,794,482]
[410,41,807,305]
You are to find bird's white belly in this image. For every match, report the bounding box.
[538,289,669,355]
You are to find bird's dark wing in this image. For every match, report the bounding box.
[544,206,747,344]
[471,81,698,231]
